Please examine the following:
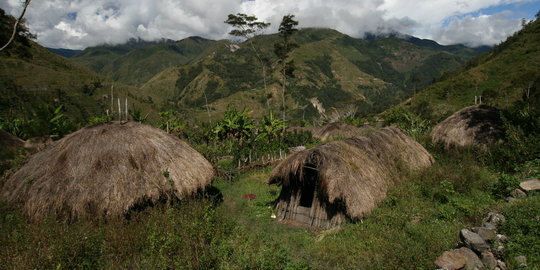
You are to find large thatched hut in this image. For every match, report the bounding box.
[431,105,504,149]
[269,127,434,228]
[1,121,214,221]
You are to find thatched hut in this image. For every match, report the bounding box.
[0,121,214,221]
[288,122,371,141]
[313,122,372,141]
[269,127,434,228]
[431,105,504,149]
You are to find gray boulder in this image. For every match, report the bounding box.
[519,178,540,191]
[460,229,490,253]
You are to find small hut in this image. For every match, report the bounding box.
[269,127,434,228]
[431,105,504,149]
[1,121,214,221]
[313,122,372,141]
[288,122,372,142]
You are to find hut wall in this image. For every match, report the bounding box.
[275,185,346,228]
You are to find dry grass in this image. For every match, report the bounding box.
[0,121,214,221]
[269,126,434,225]
[430,104,504,149]
[289,122,372,141]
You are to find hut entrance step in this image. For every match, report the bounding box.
[294,206,313,224]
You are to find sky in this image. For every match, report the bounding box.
[1,0,539,49]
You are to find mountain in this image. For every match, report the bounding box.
[0,11,156,129]
[72,37,217,86]
[401,17,540,122]
[137,28,485,121]
[46,48,82,58]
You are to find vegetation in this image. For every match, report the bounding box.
[1,6,539,270]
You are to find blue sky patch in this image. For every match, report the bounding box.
[67,12,77,20]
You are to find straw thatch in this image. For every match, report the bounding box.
[269,126,434,228]
[288,122,372,141]
[1,121,214,221]
[431,105,504,149]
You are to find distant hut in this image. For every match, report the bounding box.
[288,122,371,142]
[269,127,434,228]
[431,105,504,149]
[313,122,372,141]
[1,121,214,221]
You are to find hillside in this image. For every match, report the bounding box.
[0,11,156,134]
[72,37,217,86]
[138,28,485,121]
[402,17,540,122]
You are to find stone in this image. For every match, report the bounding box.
[472,227,496,242]
[497,260,507,270]
[455,247,484,270]
[520,178,540,191]
[486,212,506,225]
[481,251,497,269]
[460,229,490,253]
[515,256,527,267]
[506,196,518,203]
[435,250,466,270]
[496,234,508,243]
[495,245,505,257]
[483,222,497,230]
[510,188,527,198]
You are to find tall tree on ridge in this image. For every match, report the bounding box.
[225,13,271,108]
[274,14,298,121]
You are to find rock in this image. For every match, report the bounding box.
[496,234,508,243]
[481,251,497,269]
[486,212,506,225]
[483,222,497,230]
[460,229,490,253]
[497,260,507,270]
[510,188,527,198]
[506,197,518,203]
[472,227,496,242]
[435,250,466,270]
[495,245,505,257]
[456,247,484,269]
[520,178,540,191]
[515,256,527,267]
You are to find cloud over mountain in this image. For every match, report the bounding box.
[0,0,534,49]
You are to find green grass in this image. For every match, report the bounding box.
[3,146,525,269]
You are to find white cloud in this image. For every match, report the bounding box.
[0,0,533,49]
[432,12,523,47]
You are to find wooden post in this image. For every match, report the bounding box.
[118,98,121,121]
[111,85,114,117]
[125,98,128,121]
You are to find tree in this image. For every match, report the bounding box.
[274,14,299,121]
[0,0,32,52]
[224,13,271,108]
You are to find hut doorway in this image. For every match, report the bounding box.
[299,182,315,207]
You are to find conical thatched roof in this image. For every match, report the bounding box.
[431,105,504,148]
[1,121,214,221]
[269,127,434,221]
[288,122,372,141]
[313,122,372,141]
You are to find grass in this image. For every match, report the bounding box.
[3,145,528,269]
